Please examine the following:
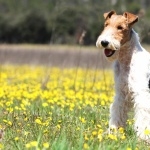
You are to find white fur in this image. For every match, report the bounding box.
[96,28,120,61]
[98,29,150,142]
[96,28,121,51]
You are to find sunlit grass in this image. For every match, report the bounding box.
[0,65,148,149]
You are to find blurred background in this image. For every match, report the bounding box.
[0,0,149,67]
[0,0,149,44]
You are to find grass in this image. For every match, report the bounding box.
[0,65,149,150]
[0,44,98,51]
[0,44,149,51]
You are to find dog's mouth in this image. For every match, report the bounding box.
[104,49,116,57]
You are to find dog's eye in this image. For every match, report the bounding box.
[104,23,108,27]
[117,26,123,30]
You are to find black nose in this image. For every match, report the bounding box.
[101,40,109,47]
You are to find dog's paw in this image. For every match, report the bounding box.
[108,125,119,134]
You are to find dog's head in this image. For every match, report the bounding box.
[96,10,138,61]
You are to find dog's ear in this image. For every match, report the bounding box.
[123,12,138,26]
[104,10,116,20]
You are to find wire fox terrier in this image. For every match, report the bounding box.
[96,10,150,142]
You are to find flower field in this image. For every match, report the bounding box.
[0,65,148,149]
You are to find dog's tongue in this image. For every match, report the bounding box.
[104,49,115,57]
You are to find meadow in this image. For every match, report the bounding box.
[0,64,149,150]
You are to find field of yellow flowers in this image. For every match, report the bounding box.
[0,65,148,149]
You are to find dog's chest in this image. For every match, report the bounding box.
[120,67,133,100]
[114,61,132,99]
[128,53,150,93]
[114,52,150,97]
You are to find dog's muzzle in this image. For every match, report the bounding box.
[96,37,120,61]
[96,39,116,57]
[100,40,116,57]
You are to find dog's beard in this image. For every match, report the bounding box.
[96,37,120,61]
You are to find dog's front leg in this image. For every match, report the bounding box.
[134,93,150,143]
[109,94,129,131]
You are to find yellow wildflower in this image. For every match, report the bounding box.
[31,141,38,146]
[14,137,19,141]
[84,134,89,141]
[126,148,132,150]
[42,102,48,107]
[25,143,30,148]
[100,100,105,106]
[96,124,101,128]
[144,129,150,135]
[79,117,86,123]
[57,124,61,129]
[3,119,12,126]
[92,131,97,136]
[108,134,117,141]
[43,142,50,149]
[76,127,80,131]
[119,127,124,133]
[83,143,89,149]
[35,118,42,125]
[24,131,29,136]
[98,134,102,141]
[0,143,4,149]
[121,134,126,140]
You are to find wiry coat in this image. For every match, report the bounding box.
[96,11,150,142]
[112,30,150,141]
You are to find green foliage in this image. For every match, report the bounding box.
[0,65,149,149]
[0,0,149,44]
[18,11,50,43]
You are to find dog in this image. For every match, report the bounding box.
[96,10,150,142]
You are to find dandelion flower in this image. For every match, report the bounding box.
[42,102,48,107]
[35,119,42,125]
[30,141,38,147]
[83,143,89,149]
[98,134,102,141]
[144,129,150,135]
[14,137,19,141]
[43,142,50,149]
[92,131,97,136]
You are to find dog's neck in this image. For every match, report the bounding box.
[117,29,143,67]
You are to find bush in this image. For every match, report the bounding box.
[18,11,51,43]
[0,11,51,43]
[0,0,149,45]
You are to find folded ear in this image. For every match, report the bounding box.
[104,10,116,20]
[123,12,138,26]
